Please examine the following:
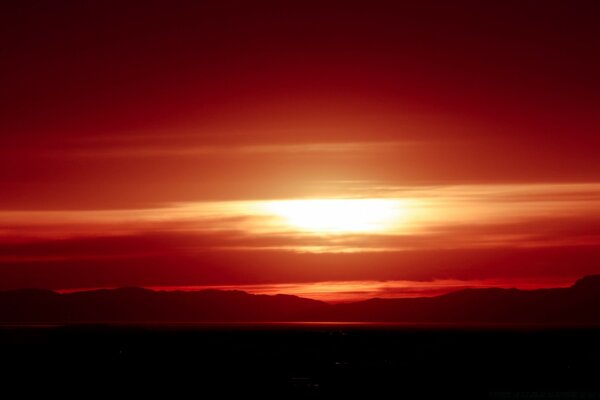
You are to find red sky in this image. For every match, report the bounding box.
[1,1,599,300]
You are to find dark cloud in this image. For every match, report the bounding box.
[1,216,600,291]
[1,244,599,291]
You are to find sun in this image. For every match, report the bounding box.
[263,199,405,234]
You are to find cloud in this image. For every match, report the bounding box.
[1,182,600,292]
[59,141,418,159]
[3,182,600,252]
[1,244,599,293]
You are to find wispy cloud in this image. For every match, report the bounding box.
[2,183,600,253]
[68,141,418,158]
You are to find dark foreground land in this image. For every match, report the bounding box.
[2,324,600,398]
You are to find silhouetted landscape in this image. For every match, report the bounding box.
[2,275,600,324]
[3,278,600,397]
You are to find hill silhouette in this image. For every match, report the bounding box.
[1,276,600,324]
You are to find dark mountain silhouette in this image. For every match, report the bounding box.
[1,276,600,324]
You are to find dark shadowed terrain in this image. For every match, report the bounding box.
[2,276,600,397]
[2,324,600,398]
[2,275,600,324]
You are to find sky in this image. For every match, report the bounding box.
[1,1,599,301]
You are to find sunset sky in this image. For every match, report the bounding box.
[1,1,599,301]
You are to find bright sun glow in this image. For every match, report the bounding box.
[263,199,406,233]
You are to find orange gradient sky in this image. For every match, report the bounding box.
[1,1,599,300]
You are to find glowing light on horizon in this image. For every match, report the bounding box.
[262,199,407,234]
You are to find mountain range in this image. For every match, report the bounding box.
[1,275,600,324]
